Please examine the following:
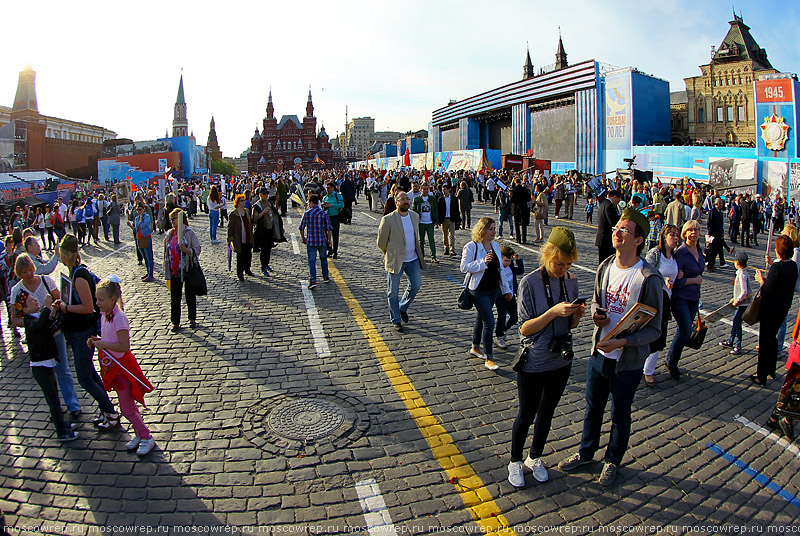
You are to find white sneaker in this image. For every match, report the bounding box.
[507,461,525,488]
[468,347,484,358]
[524,457,549,483]
[484,358,499,371]
[125,436,140,450]
[136,438,156,456]
[495,336,508,349]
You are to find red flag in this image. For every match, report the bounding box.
[98,350,154,406]
[403,146,410,166]
[424,168,430,180]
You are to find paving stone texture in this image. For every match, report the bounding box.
[1,198,799,534]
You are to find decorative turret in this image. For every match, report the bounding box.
[206,115,222,161]
[523,44,534,80]
[172,72,189,137]
[266,88,275,120]
[13,63,38,113]
[555,30,568,70]
[305,87,314,118]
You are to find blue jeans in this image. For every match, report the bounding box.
[498,210,514,237]
[65,328,114,413]
[777,316,788,351]
[209,210,220,241]
[727,306,747,349]
[307,245,329,282]
[471,288,500,357]
[53,332,81,412]
[666,296,699,370]
[139,245,154,277]
[386,259,422,325]
[579,353,643,465]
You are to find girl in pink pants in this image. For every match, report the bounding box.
[88,276,155,456]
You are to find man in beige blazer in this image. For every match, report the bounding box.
[377,190,427,333]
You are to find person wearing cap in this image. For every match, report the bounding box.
[595,190,621,264]
[461,217,508,370]
[507,227,585,488]
[559,208,662,486]
[719,251,752,356]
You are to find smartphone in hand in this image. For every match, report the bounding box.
[595,307,607,318]
[572,297,589,306]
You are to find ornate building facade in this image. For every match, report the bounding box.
[680,13,777,146]
[248,89,335,172]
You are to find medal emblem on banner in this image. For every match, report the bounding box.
[760,113,790,151]
[99,351,114,378]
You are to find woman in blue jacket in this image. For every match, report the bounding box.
[134,202,155,282]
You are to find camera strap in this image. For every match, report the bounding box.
[540,267,569,309]
[541,267,571,337]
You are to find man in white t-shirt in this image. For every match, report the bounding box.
[559,209,663,486]
[377,191,427,333]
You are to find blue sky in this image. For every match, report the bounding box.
[3,0,798,156]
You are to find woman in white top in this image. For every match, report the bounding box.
[461,217,511,371]
[207,185,222,244]
[643,224,681,387]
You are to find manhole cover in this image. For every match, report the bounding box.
[267,398,345,440]
[243,390,374,456]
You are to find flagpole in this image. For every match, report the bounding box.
[100,350,151,391]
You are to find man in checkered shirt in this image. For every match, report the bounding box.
[299,194,333,289]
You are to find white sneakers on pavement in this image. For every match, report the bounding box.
[524,457,549,482]
[507,461,525,488]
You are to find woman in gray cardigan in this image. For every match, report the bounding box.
[163,208,202,332]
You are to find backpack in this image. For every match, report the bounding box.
[84,202,94,219]
[497,190,511,212]
[70,265,102,334]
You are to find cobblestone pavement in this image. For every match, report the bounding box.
[1,199,799,535]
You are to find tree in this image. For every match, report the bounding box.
[211,159,238,176]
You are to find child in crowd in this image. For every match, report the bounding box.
[17,291,78,442]
[88,276,156,456]
[720,251,752,355]
[647,211,663,250]
[495,245,525,350]
[584,199,595,223]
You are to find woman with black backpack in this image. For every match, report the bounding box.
[56,234,119,430]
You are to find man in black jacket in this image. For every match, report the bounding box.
[438,182,461,256]
[510,178,531,244]
[595,190,621,264]
[706,198,726,271]
[340,175,356,224]
[740,192,752,248]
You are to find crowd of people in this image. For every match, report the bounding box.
[1,166,798,493]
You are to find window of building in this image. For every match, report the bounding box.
[738,106,746,121]
[727,107,734,121]
[717,107,724,122]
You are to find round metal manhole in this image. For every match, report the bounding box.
[243,390,374,456]
[267,398,345,441]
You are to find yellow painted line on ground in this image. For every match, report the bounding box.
[327,261,513,534]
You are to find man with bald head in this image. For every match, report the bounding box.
[377,190,427,333]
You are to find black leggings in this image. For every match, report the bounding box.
[170,275,197,326]
[510,364,571,461]
[31,366,68,436]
